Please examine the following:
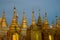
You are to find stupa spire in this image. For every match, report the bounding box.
[31,9,36,25]
[37,9,42,29]
[12,5,18,22]
[44,9,48,24]
[43,9,49,29]
[13,5,18,19]
[1,11,8,27]
[38,9,40,16]
[37,9,42,23]
[30,9,38,30]
[10,6,19,29]
[7,6,20,40]
[22,12,26,21]
[2,11,5,18]
[21,11,28,28]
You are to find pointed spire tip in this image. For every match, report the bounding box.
[2,11,5,18]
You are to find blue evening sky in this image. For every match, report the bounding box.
[0,0,60,25]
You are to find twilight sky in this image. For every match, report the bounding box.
[0,0,60,25]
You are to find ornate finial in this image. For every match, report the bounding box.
[37,9,42,24]
[14,4,16,9]
[55,12,58,21]
[23,11,25,16]
[32,9,34,19]
[2,11,5,18]
[45,10,47,17]
[38,9,40,16]
[14,4,16,14]
[56,15,58,21]
[32,9,34,13]
[45,12,47,17]
[23,11,26,20]
[44,9,47,20]
[14,7,16,13]
[13,5,18,18]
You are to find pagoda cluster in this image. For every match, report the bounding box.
[0,6,60,40]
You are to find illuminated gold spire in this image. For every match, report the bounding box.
[37,9,42,29]
[10,6,19,30]
[44,10,48,24]
[30,9,38,30]
[44,10,48,23]
[1,11,8,27]
[21,11,28,29]
[43,10,49,29]
[12,6,18,24]
[13,5,18,19]
[31,9,36,25]
[37,9,42,24]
